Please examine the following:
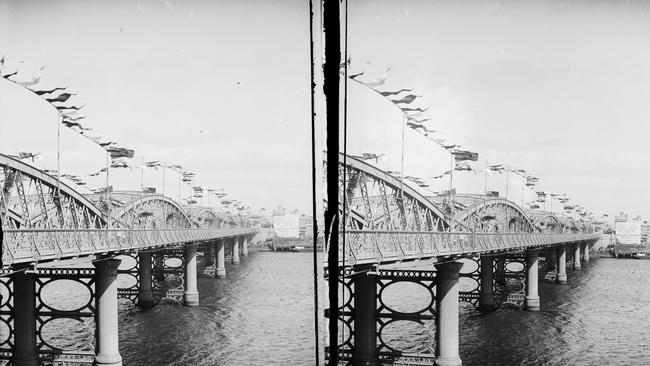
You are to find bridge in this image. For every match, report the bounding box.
[0,154,258,366]
[326,153,600,366]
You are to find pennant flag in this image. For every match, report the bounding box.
[15,66,45,87]
[400,106,430,112]
[486,191,499,197]
[455,162,474,172]
[442,144,460,151]
[106,146,134,159]
[378,88,413,97]
[451,150,479,162]
[349,70,365,79]
[17,152,41,161]
[361,67,391,88]
[431,171,451,179]
[529,204,540,209]
[32,87,67,96]
[391,94,419,105]
[488,164,506,173]
[145,161,163,169]
[88,171,101,177]
[55,104,84,111]
[46,93,74,103]
[92,186,113,194]
[143,187,156,193]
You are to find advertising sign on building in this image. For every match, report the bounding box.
[616,219,642,245]
[273,214,300,238]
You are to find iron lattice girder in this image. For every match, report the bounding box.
[1,228,258,267]
[334,231,600,267]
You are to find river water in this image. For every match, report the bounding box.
[22,250,650,365]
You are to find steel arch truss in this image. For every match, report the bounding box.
[526,211,564,234]
[332,154,448,232]
[111,194,192,229]
[0,154,105,231]
[455,198,535,233]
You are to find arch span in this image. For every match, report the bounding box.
[111,193,192,229]
[0,154,106,229]
[454,196,535,233]
[335,153,449,231]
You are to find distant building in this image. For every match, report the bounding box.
[299,214,314,238]
[614,213,642,245]
[642,221,649,245]
[273,213,300,238]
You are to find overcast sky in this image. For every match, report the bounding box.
[1,0,649,220]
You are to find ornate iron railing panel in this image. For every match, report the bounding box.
[2,228,257,266]
[331,231,600,267]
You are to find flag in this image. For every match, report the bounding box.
[488,164,506,174]
[451,150,479,162]
[349,70,365,79]
[455,162,474,172]
[193,186,203,193]
[145,161,163,169]
[391,94,419,105]
[106,146,134,159]
[32,87,67,96]
[55,104,84,111]
[378,88,413,97]
[186,199,197,205]
[536,191,546,199]
[46,93,74,103]
[361,67,391,88]
[400,106,430,112]
[529,204,540,209]
[15,66,45,87]
[143,187,156,193]
[486,191,499,197]
[431,171,451,179]
[92,186,113,194]
[110,160,130,168]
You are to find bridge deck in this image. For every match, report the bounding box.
[1,228,257,267]
[330,230,600,267]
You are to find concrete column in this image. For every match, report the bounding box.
[13,271,37,366]
[478,256,496,313]
[494,257,506,285]
[94,258,123,366]
[137,252,154,307]
[241,236,249,257]
[557,245,567,284]
[153,252,164,281]
[525,250,540,311]
[216,240,226,278]
[582,242,590,263]
[352,271,380,366]
[231,237,240,264]
[184,244,199,306]
[435,261,464,366]
[573,243,582,269]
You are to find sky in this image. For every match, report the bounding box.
[1,0,649,221]
[0,0,313,214]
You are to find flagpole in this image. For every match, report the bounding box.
[521,176,524,207]
[162,164,166,196]
[105,151,110,228]
[449,154,454,231]
[400,114,405,202]
[178,173,181,202]
[140,156,144,199]
[505,169,509,201]
[56,113,61,199]
[484,160,488,195]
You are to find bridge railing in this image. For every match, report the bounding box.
[1,228,258,266]
[332,230,600,266]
